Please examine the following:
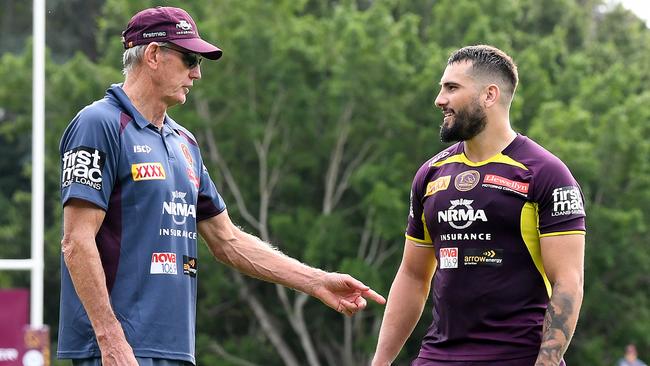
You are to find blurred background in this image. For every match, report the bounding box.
[0,0,649,365]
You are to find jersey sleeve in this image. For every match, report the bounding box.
[196,162,226,221]
[532,158,586,237]
[405,163,433,246]
[60,107,120,210]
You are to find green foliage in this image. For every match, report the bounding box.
[1,0,649,365]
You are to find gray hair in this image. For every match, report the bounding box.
[122,42,172,75]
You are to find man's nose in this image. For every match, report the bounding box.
[190,65,201,80]
[434,92,446,108]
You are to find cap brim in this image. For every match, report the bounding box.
[170,38,222,60]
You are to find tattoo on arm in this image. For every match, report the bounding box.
[535,290,578,366]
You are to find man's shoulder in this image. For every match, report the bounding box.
[74,97,123,128]
[510,135,571,174]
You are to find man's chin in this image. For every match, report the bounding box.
[440,127,460,143]
[166,96,186,108]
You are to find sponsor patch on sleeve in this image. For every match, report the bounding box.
[61,146,106,191]
[551,186,585,216]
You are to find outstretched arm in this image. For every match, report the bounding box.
[198,210,385,315]
[535,234,585,366]
[372,239,437,366]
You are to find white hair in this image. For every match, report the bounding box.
[122,42,172,75]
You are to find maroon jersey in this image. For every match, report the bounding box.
[406,135,586,361]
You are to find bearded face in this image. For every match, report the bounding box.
[439,96,487,143]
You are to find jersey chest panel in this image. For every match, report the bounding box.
[421,163,533,265]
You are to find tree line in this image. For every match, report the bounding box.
[0,0,649,364]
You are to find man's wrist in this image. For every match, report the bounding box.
[95,320,127,346]
[302,268,328,296]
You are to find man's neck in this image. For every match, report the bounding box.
[463,118,517,162]
[122,73,167,128]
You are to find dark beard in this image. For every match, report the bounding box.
[439,102,487,143]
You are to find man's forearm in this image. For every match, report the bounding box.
[209,229,324,295]
[62,236,126,343]
[535,284,583,366]
[373,270,430,365]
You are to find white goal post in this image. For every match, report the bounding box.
[0,0,45,328]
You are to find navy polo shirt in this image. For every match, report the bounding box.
[58,84,226,364]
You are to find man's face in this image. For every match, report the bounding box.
[434,61,487,143]
[153,44,202,107]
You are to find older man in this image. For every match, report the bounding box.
[58,7,384,366]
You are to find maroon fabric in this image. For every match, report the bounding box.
[95,180,122,293]
[119,112,133,134]
[0,289,29,348]
[122,6,222,60]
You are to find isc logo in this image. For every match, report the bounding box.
[150,252,177,275]
[132,163,166,181]
[133,145,152,153]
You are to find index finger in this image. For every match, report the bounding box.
[361,288,386,305]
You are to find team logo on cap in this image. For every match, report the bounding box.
[176,20,192,31]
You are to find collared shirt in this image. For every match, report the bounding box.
[58,84,226,364]
[406,134,586,361]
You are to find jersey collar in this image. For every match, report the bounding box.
[108,84,185,137]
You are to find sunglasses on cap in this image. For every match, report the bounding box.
[159,44,203,69]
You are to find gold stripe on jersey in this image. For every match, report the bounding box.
[405,212,434,246]
[520,202,552,298]
[422,212,432,243]
[539,230,586,238]
[430,153,528,171]
[406,235,433,246]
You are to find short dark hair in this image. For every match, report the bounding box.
[448,45,519,102]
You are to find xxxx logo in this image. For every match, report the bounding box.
[132,163,166,181]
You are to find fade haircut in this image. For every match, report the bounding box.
[448,45,519,105]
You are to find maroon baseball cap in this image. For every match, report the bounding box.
[122,6,222,60]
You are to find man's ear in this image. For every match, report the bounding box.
[483,84,500,108]
[143,43,162,70]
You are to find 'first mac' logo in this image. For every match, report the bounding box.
[61,146,106,191]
